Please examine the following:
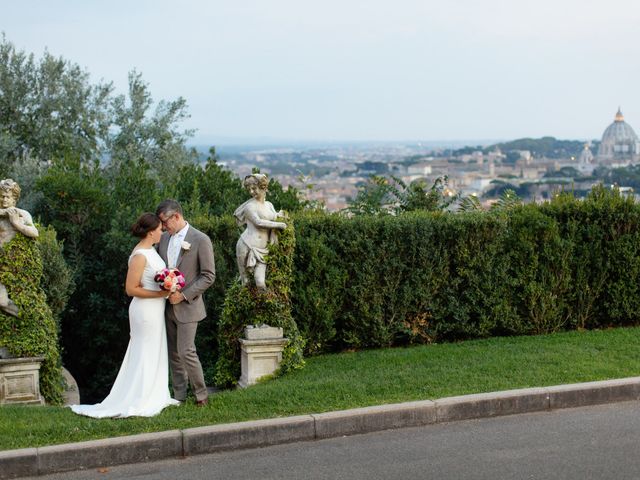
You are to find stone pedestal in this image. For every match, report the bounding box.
[0,357,45,405]
[238,325,288,388]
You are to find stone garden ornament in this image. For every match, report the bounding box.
[0,179,39,317]
[234,174,286,290]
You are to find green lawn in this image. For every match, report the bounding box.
[2,326,640,451]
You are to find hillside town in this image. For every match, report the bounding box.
[215,109,640,211]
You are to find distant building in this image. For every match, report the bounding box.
[407,162,432,176]
[519,166,543,179]
[460,151,484,164]
[486,148,505,163]
[470,178,494,191]
[518,150,532,164]
[577,143,595,175]
[597,108,640,162]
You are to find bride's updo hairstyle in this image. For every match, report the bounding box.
[131,213,161,238]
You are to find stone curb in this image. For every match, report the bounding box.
[434,387,551,422]
[37,430,183,475]
[182,415,316,455]
[2,376,640,479]
[311,400,437,438]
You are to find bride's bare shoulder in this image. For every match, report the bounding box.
[128,249,149,265]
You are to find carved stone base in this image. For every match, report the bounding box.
[0,357,45,405]
[238,326,287,388]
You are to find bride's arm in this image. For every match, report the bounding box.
[125,254,167,298]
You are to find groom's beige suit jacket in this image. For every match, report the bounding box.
[157,225,216,323]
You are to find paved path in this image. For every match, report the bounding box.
[21,401,640,480]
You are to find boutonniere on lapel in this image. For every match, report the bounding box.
[181,241,191,252]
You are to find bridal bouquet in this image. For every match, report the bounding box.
[154,268,186,293]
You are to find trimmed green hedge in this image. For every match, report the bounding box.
[284,188,640,353]
[188,187,640,376]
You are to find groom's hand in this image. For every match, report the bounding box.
[169,292,185,305]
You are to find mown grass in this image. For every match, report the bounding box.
[2,326,640,451]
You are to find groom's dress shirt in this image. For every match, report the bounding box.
[168,223,189,268]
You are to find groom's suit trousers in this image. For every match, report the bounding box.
[165,306,207,402]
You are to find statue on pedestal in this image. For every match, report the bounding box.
[0,178,66,404]
[0,179,38,316]
[216,174,303,387]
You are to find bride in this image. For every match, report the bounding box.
[70,213,180,418]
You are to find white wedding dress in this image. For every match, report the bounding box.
[71,248,180,418]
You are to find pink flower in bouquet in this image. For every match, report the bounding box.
[154,268,186,293]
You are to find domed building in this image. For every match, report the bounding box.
[597,108,640,162]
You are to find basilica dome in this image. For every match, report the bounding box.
[597,108,640,160]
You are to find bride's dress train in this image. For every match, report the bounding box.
[71,248,180,418]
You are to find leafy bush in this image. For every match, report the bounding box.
[37,225,75,324]
[0,234,64,404]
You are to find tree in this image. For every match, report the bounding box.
[504,151,521,164]
[266,177,312,213]
[0,34,112,176]
[400,177,458,213]
[105,71,197,187]
[594,165,640,190]
[490,189,522,211]
[173,148,246,217]
[483,181,530,199]
[345,176,396,215]
[345,175,457,215]
[543,166,581,179]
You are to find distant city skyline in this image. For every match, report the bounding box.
[4,0,640,143]
[190,136,507,149]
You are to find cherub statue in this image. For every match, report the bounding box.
[234,174,286,290]
[0,179,39,317]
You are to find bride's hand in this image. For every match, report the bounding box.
[168,292,184,304]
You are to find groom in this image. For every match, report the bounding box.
[156,199,215,406]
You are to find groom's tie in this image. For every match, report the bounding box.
[168,235,179,268]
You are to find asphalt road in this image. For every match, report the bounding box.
[22,401,640,480]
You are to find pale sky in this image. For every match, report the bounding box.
[3,0,640,144]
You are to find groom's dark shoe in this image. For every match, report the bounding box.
[196,398,208,407]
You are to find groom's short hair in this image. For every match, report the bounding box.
[156,199,183,218]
